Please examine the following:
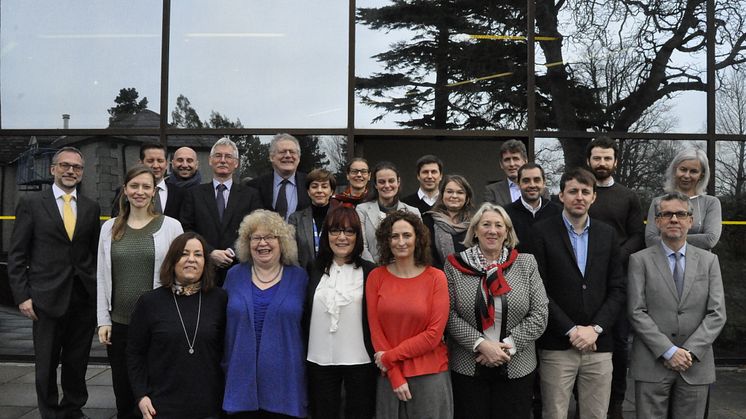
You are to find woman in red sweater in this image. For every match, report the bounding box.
[366,210,453,418]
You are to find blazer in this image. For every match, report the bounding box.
[180,181,262,254]
[356,200,421,263]
[444,252,548,379]
[531,215,626,352]
[222,263,309,417]
[304,259,377,359]
[627,244,726,385]
[483,180,513,206]
[288,205,319,272]
[95,215,183,326]
[110,182,186,219]
[247,171,311,217]
[7,189,101,317]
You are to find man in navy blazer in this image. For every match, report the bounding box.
[247,133,310,220]
[8,147,101,419]
[180,137,261,284]
[531,167,625,419]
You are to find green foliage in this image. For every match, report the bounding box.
[108,88,148,124]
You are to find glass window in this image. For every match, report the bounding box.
[0,1,162,129]
[168,1,348,129]
[355,0,527,130]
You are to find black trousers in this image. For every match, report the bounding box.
[610,314,630,406]
[451,369,535,419]
[32,279,95,419]
[107,322,140,419]
[307,361,377,419]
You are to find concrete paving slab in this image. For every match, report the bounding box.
[0,406,34,419]
[0,366,31,385]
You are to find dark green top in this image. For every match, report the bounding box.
[111,215,164,324]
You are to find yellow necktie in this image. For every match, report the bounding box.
[62,194,76,240]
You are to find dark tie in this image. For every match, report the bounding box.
[216,184,227,221]
[154,186,163,214]
[673,252,684,298]
[275,179,289,219]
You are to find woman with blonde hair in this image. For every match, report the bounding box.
[222,210,309,418]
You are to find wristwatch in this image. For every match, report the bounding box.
[592,324,603,334]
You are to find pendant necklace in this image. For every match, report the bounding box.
[173,290,201,355]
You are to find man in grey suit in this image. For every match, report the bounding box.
[628,192,726,419]
[8,147,101,419]
[483,139,527,206]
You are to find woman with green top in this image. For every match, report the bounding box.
[96,165,183,419]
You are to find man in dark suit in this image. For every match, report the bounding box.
[628,192,726,419]
[505,162,561,253]
[401,154,443,214]
[110,142,185,219]
[532,167,625,419]
[247,133,310,220]
[8,146,101,419]
[180,137,261,284]
[483,139,527,206]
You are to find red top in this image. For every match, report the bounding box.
[366,265,449,389]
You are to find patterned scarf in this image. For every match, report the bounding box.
[332,186,369,207]
[447,245,517,331]
[429,211,469,263]
[171,281,202,296]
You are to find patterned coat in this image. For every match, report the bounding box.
[444,252,548,379]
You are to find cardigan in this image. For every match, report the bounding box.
[222,263,309,417]
[645,194,722,250]
[366,266,449,389]
[444,252,548,379]
[96,215,183,327]
[356,201,421,263]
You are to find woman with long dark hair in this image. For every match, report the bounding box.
[423,174,475,269]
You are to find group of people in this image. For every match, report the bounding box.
[6,133,726,419]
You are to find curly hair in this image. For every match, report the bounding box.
[159,232,216,291]
[375,210,432,266]
[235,210,298,266]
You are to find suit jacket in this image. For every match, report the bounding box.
[288,205,318,272]
[627,244,726,385]
[444,253,548,379]
[531,215,626,352]
[110,182,185,219]
[401,192,434,215]
[483,180,513,206]
[7,189,101,317]
[180,182,262,254]
[356,201,421,263]
[247,171,310,217]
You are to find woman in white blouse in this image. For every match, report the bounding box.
[304,206,377,418]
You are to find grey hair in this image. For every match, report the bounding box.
[52,146,85,165]
[269,133,301,157]
[210,137,239,161]
[664,148,709,196]
[463,202,519,249]
[655,192,692,214]
[500,139,527,161]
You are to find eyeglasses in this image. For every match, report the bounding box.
[249,234,278,243]
[55,162,84,172]
[275,149,299,156]
[329,228,356,237]
[349,169,370,175]
[656,211,692,220]
[211,153,236,161]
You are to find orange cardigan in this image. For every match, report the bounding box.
[366,266,449,389]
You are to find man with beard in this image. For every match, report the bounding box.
[166,146,202,189]
[586,136,645,419]
[505,162,561,253]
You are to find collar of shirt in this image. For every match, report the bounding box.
[212,178,233,191]
[561,212,591,235]
[521,197,542,216]
[273,171,296,187]
[156,178,167,192]
[661,241,687,259]
[417,188,439,206]
[508,179,521,201]
[52,183,77,201]
[596,176,615,187]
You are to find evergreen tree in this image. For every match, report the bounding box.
[108,88,149,124]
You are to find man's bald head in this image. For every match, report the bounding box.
[171,147,199,179]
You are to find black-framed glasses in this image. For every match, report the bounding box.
[329,228,356,237]
[349,169,370,175]
[656,211,692,220]
[250,234,278,243]
[54,162,84,172]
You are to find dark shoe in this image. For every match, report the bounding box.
[608,403,624,419]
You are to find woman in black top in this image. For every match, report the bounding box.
[127,232,227,419]
[288,168,336,272]
[422,174,475,269]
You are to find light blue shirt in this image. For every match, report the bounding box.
[508,179,521,202]
[660,241,687,360]
[212,178,233,203]
[562,213,590,276]
[272,171,298,219]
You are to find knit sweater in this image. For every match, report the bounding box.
[589,182,645,266]
[366,266,449,389]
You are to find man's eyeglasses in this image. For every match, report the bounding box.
[656,211,692,220]
[54,162,84,172]
[211,153,236,161]
[329,228,356,237]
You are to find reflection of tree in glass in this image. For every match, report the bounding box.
[108,88,149,124]
[716,69,746,202]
